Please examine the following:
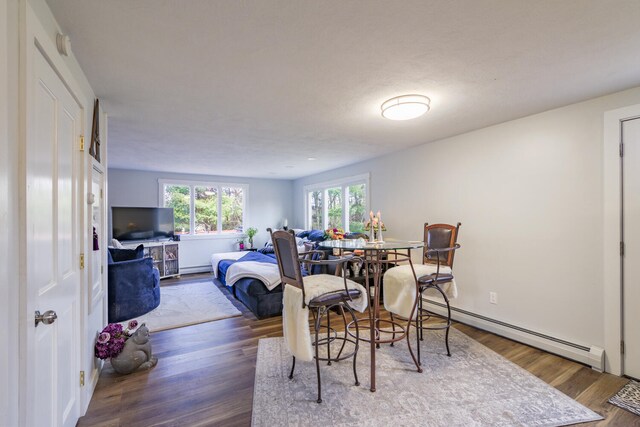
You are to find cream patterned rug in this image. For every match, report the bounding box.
[127,279,241,332]
[252,328,602,426]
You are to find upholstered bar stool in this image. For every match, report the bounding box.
[415,223,461,364]
[269,229,368,403]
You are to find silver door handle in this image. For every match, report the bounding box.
[34,310,57,327]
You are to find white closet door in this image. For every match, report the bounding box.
[26,47,81,427]
[623,117,640,379]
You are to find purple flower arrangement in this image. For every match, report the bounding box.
[94,320,139,360]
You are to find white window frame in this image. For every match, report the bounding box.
[158,179,248,239]
[303,173,370,232]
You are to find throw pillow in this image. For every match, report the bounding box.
[307,230,326,242]
[108,244,145,262]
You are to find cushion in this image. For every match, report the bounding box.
[307,230,327,242]
[108,244,144,262]
[296,230,311,238]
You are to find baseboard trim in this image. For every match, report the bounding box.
[179,265,213,275]
[424,298,605,372]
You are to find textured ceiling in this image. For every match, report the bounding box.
[47,0,640,179]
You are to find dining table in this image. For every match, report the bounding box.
[317,238,425,392]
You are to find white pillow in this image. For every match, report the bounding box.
[111,238,124,249]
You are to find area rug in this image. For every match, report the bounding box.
[127,280,241,332]
[252,328,602,426]
[608,380,640,416]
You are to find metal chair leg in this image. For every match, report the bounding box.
[289,356,296,380]
[336,305,349,359]
[326,308,331,366]
[314,308,323,403]
[389,312,396,347]
[442,288,452,357]
[416,288,421,366]
[419,291,424,341]
[432,284,452,357]
[346,304,360,386]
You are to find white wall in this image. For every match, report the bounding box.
[293,86,640,354]
[0,0,19,424]
[108,169,293,272]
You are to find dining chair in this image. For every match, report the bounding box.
[269,229,365,403]
[415,222,461,364]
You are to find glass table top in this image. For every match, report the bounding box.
[317,238,425,250]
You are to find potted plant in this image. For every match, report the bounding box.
[246,227,258,249]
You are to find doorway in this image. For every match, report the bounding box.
[622,117,640,380]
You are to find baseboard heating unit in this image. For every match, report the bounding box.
[424,299,605,372]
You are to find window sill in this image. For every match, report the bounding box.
[177,233,245,241]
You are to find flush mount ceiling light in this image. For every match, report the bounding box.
[381,94,430,120]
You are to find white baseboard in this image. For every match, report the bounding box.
[424,298,605,371]
[178,265,213,275]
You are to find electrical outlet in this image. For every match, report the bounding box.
[489,292,498,304]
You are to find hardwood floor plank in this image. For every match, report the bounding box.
[78,274,640,426]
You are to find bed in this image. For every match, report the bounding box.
[211,251,284,318]
[210,230,368,318]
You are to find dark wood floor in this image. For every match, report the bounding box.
[79,274,639,426]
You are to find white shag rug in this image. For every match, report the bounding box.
[252,328,603,427]
[126,280,242,332]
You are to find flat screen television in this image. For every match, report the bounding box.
[111,207,175,241]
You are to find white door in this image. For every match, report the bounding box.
[90,170,105,309]
[623,117,640,379]
[26,47,81,427]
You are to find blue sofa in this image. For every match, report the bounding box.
[107,245,161,323]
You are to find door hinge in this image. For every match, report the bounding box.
[620,142,624,157]
[100,189,103,199]
[80,370,85,387]
[621,340,625,355]
[101,265,104,275]
[79,135,85,151]
[620,241,625,257]
[80,253,85,269]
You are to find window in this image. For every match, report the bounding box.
[160,180,246,237]
[164,184,191,234]
[304,174,369,232]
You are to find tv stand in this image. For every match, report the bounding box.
[123,241,179,279]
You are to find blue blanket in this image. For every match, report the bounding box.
[217,252,277,286]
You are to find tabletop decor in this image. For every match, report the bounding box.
[364,211,386,242]
[95,320,158,374]
[324,227,346,240]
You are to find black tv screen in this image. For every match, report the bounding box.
[112,207,175,241]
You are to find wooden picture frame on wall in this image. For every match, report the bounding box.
[89,98,101,162]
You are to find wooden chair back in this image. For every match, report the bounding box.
[268,228,307,301]
[423,223,461,268]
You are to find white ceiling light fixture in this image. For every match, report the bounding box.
[381,94,430,120]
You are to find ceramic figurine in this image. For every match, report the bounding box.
[110,324,157,374]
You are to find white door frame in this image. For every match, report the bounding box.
[603,104,640,375]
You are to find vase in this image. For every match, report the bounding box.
[109,324,157,374]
